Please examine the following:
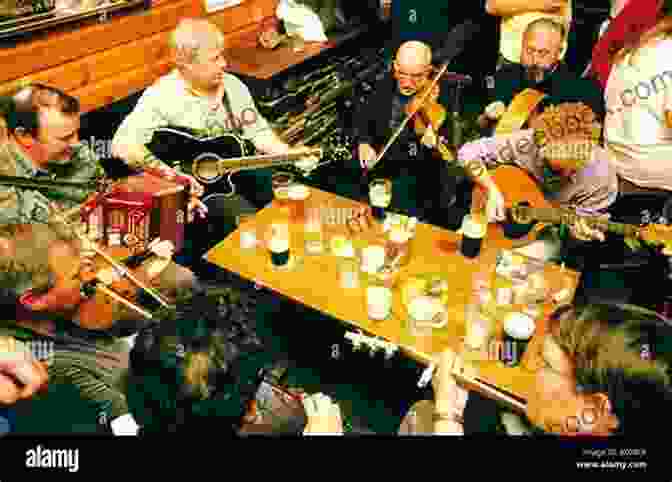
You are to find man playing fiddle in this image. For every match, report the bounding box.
[355,40,459,226]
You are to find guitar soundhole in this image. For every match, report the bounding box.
[193,154,222,183]
[504,202,536,239]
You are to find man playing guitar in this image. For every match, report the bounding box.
[111,18,318,267]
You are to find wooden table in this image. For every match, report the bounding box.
[205,188,580,412]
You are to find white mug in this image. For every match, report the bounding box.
[367,286,392,320]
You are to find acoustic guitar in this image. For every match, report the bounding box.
[146,127,352,196]
[472,165,672,251]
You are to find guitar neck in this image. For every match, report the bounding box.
[521,206,640,237]
[219,150,319,172]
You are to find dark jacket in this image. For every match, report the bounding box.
[353,74,452,179]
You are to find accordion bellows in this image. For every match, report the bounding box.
[83,172,188,254]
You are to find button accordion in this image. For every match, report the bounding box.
[82,171,189,254]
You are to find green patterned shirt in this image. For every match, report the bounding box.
[0,141,103,225]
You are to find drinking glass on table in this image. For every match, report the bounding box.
[266,222,290,267]
[288,183,310,221]
[236,214,257,249]
[460,214,486,258]
[272,172,294,206]
[304,207,324,255]
[369,178,392,221]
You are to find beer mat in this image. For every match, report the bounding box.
[267,254,302,271]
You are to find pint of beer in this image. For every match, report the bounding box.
[267,222,290,267]
[460,214,486,258]
[369,179,392,221]
[272,172,294,206]
[288,184,310,221]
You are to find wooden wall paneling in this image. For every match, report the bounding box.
[72,58,172,113]
[0,31,171,97]
[0,0,203,84]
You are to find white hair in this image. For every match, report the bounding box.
[170,18,225,64]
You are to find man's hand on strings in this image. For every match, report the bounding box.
[432,349,472,420]
[420,128,437,148]
[148,238,175,259]
[290,143,319,173]
[358,143,377,169]
[187,196,208,223]
[569,215,607,242]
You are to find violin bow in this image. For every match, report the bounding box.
[365,62,450,172]
[47,203,173,311]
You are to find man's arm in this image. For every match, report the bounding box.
[111,90,173,172]
[485,0,566,16]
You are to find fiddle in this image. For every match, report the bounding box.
[405,71,447,140]
[367,62,453,171]
[21,238,170,330]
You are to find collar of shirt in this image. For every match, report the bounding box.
[175,70,222,112]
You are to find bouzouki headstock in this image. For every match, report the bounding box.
[344,330,398,359]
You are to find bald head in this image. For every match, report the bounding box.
[393,41,432,95]
[396,41,432,70]
[170,18,225,65]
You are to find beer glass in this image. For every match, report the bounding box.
[501,312,535,367]
[366,285,392,320]
[460,214,486,258]
[369,178,392,221]
[267,222,290,268]
[288,183,310,221]
[304,208,324,255]
[272,172,294,206]
[236,214,257,249]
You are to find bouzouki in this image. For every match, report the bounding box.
[146,127,351,196]
[343,330,527,413]
[472,165,672,251]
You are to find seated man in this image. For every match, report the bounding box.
[399,303,672,435]
[0,224,180,435]
[461,100,614,265]
[485,0,572,70]
[481,17,604,130]
[0,85,196,300]
[111,18,316,266]
[604,9,672,193]
[355,40,458,225]
[126,285,345,435]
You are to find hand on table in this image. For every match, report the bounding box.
[0,337,48,405]
[302,393,344,435]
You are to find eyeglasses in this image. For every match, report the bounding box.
[392,63,428,82]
